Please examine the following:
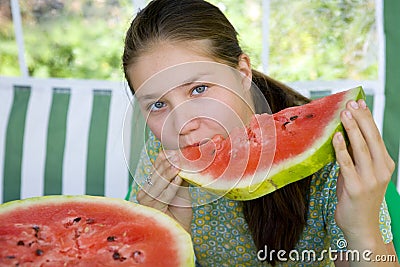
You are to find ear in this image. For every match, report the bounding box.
[237,54,252,91]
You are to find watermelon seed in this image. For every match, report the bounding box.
[86,218,95,224]
[112,251,121,260]
[32,225,40,237]
[132,251,144,263]
[290,115,298,121]
[305,113,314,119]
[73,217,81,223]
[283,121,290,128]
[17,240,24,246]
[6,255,16,259]
[107,236,116,242]
[35,249,44,256]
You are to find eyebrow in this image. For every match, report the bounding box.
[136,72,212,102]
[136,93,161,101]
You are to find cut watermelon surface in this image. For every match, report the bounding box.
[179,87,365,200]
[0,195,194,267]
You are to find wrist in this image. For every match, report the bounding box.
[344,230,385,252]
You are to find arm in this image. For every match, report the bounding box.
[332,99,398,266]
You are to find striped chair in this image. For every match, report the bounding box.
[0,76,135,203]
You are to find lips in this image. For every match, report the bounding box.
[182,137,212,148]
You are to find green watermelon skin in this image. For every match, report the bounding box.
[0,195,195,267]
[179,87,365,200]
[227,122,347,200]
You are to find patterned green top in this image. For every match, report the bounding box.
[127,133,393,267]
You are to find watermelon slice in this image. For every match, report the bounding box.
[178,86,365,200]
[0,195,194,266]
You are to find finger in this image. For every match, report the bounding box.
[153,176,185,209]
[143,150,177,187]
[341,103,372,174]
[350,100,393,173]
[144,162,180,200]
[138,150,182,208]
[333,132,361,190]
[139,152,178,201]
[171,177,192,207]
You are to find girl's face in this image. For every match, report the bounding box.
[128,41,254,149]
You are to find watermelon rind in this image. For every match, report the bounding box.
[179,86,365,200]
[0,195,195,266]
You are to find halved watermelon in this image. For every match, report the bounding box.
[178,86,365,200]
[0,195,194,266]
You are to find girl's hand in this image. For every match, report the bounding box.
[332,99,396,263]
[137,151,193,233]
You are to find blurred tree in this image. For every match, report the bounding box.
[0,0,134,80]
[268,0,377,82]
[0,0,20,76]
[0,0,378,82]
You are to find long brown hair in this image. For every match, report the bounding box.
[122,0,312,265]
[246,71,312,266]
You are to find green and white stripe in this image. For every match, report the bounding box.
[0,77,133,203]
[0,82,14,201]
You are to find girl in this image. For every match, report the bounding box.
[122,0,397,266]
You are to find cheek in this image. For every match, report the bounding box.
[146,118,163,140]
[217,95,253,128]
[146,116,177,148]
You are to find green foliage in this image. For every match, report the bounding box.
[0,17,20,76]
[0,0,134,80]
[208,0,263,70]
[23,16,127,80]
[268,0,377,82]
[0,0,378,82]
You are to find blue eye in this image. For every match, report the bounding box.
[191,85,208,95]
[149,101,166,111]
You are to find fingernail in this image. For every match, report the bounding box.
[359,99,367,109]
[345,110,352,119]
[350,101,359,109]
[335,132,343,142]
[173,176,181,184]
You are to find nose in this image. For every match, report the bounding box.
[168,99,201,135]
[178,117,200,135]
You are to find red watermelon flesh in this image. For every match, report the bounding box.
[0,196,194,267]
[178,87,365,200]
